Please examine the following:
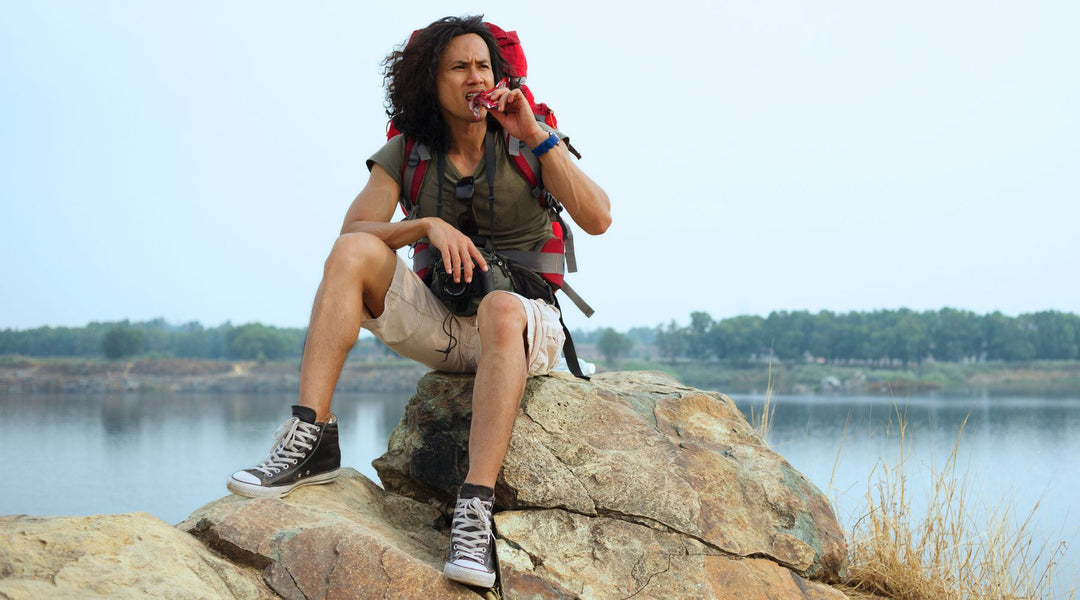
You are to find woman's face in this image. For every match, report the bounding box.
[436,33,496,124]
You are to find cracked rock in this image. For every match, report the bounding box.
[177,469,478,599]
[375,370,848,597]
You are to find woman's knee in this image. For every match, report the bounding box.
[477,292,527,341]
[324,232,390,276]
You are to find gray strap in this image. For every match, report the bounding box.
[412,245,437,273]
[415,142,431,162]
[558,214,578,273]
[499,248,590,317]
[485,131,497,252]
[500,250,565,274]
[518,138,545,200]
[401,142,431,219]
[559,281,594,318]
[435,151,445,219]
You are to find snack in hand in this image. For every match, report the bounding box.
[469,78,508,118]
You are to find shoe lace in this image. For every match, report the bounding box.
[253,417,320,476]
[450,496,494,564]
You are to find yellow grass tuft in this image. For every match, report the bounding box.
[750,352,777,443]
[842,408,1075,600]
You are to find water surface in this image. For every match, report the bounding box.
[4,389,1077,592]
[4,391,409,523]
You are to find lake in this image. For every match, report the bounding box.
[3,387,1077,593]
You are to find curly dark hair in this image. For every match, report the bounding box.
[382,16,510,151]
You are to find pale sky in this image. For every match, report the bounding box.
[3,1,1078,333]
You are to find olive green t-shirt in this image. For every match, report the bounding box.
[366,129,564,252]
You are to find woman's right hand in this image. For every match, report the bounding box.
[424,217,488,283]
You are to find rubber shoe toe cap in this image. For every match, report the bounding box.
[231,470,261,485]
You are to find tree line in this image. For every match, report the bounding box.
[651,308,1080,364]
[3,308,1079,364]
[0,319,316,361]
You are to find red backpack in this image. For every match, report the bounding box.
[386,23,591,318]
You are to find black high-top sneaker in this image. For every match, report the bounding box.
[443,484,497,588]
[227,405,340,498]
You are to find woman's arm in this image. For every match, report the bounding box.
[341,164,489,283]
[486,88,612,235]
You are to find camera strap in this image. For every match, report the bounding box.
[434,132,499,253]
[484,131,497,253]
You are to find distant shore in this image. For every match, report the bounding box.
[0,356,427,395]
[3,355,1080,397]
[629,358,1080,397]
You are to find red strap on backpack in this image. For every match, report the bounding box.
[403,138,428,215]
[538,237,565,288]
[508,151,539,190]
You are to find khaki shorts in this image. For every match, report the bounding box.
[361,256,565,376]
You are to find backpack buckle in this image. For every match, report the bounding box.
[542,191,562,212]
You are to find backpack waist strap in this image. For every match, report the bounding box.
[410,245,592,316]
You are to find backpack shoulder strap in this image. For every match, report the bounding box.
[506,134,543,197]
[505,132,580,274]
[399,137,431,218]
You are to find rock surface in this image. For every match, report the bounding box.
[374,371,847,585]
[494,509,845,600]
[179,468,484,600]
[1,370,851,599]
[0,512,274,599]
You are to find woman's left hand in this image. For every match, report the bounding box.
[485,87,547,147]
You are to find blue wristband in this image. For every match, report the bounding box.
[531,132,559,157]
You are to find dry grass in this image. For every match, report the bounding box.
[841,408,1075,600]
[750,353,777,443]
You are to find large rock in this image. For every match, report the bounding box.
[179,468,486,600]
[0,512,274,599]
[1,371,851,600]
[494,509,846,600]
[374,371,848,593]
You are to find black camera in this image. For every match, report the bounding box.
[441,277,471,298]
[437,259,493,296]
[430,251,511,317]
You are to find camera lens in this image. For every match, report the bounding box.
[443,279,469,297]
